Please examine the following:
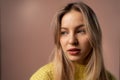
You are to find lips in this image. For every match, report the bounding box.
[67,48,80,55]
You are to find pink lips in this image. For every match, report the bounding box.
[67,48,80,55]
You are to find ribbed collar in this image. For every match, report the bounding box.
[74,62,86,80]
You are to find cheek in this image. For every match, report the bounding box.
[60,37,69,53]
[85,41,91,50]
[80,37,91,50]
[60,38,66,48]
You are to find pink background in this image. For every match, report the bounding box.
[1,0,120,80]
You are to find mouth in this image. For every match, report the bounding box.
[67,48,81,55]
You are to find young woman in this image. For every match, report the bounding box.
[30,2,116,80]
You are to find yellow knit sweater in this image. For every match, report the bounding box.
[30,63,116,80]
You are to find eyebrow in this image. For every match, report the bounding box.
[61,24,85,30]
[76,24,85,29]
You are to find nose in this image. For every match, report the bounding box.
[68,34,78,45]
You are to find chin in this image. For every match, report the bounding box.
[69,57,81,62]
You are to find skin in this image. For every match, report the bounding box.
[60,10,92,65]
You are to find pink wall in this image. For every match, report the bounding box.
[1,0,119,80]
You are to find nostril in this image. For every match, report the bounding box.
[69,36,78,45]
[73,39,78,45]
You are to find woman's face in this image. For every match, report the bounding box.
[60,10,92,64]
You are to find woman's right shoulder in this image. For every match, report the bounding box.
[30,62,54,80]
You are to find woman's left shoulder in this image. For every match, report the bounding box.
[107,71,116,80]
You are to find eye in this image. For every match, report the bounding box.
[60,31,68,35]
[77,29,86,34]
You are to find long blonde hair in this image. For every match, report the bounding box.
[52,2,109,80]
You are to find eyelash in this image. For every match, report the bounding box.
[60,31,68,35]
[77,29,85,33]
[60,29,86,35]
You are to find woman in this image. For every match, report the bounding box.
[30,2,116,80]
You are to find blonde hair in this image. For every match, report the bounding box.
[52,2,109,80]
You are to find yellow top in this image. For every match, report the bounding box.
[30,63,116,80]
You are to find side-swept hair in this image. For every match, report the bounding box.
[52,2,109,80]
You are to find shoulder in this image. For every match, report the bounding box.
[30,63,54,80]
[107,71,116,80]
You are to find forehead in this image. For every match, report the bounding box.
[61,10,85,28]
